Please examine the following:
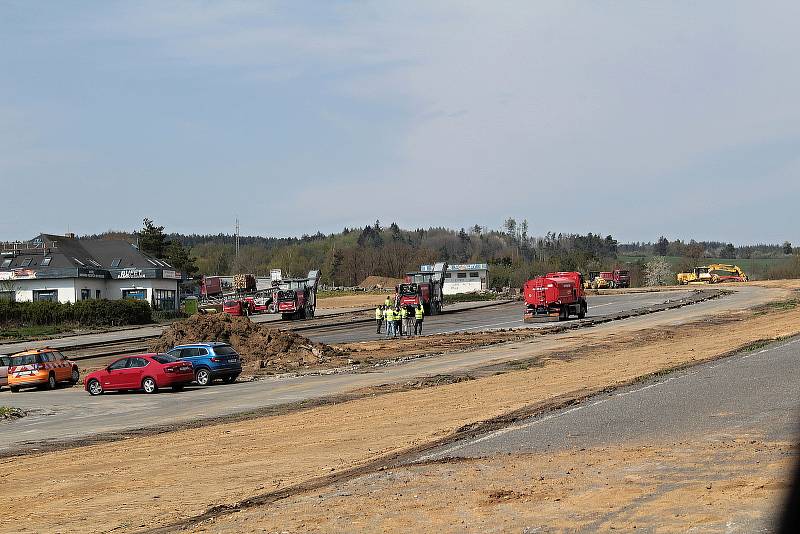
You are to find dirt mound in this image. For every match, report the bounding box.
[149,314,348,373]
[359,276,402,289]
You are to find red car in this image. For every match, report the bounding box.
[84,353,194,395]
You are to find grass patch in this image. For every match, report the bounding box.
[751,299,799,316]
[0,407,25,421]
[0,324,73,341]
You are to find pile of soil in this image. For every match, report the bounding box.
[149,314,349,373]
[359,276,402,289]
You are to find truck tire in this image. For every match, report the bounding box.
[578,301,587,319]
[559,305,568,321]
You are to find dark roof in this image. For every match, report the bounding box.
[0,234,168,272]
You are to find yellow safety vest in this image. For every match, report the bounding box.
[384,298,392,307]
[386,309,395,321]
[375,308,382,319]
[415,307,423,319]
[401,308,408,319]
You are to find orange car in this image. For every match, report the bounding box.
[8,348,80,392]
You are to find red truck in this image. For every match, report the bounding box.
[397,262,448,315]
[602,269,630,288]
[200,276,223,298]
[523,271,587,322]
[273,270,321,320]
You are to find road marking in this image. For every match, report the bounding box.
[588,302,618,309]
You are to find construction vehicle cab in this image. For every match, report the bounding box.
[399,262,448,315]
[274,270,321,319]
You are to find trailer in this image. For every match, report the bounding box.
[523,271,587,322]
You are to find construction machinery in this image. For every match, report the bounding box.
[677,264,747,284]
[397,262,448,315]
[707,264,748,283]
[523,271,587,322]
[203,269,321,320]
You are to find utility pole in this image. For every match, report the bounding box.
[235,218,240,258]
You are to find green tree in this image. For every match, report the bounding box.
[166,241,199,278]
[784,241,793,255]
[654,236,669,256]
[138,218,168,258]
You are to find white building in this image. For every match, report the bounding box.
[0,234,182,310]
[420,263,489,295]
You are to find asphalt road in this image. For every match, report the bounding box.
[0,286,780,453]
[304,291,696,344]
[423,336,800,459]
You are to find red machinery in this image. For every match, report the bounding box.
[273,270,321,320]
[523,271,587,322]
[397,262,448,315]
[599,269,630,288]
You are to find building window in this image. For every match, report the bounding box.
[153,289,176,311]
[122,289,147,300]
[20,258,32,267]
[33,290,58,302]
[111,258,121,267]
[457,272,467,278]
[81,289,91,300]
[1,258,10,268]
[0,291,14,302]
[41,257,52,266]
[469,272,480,278]
[96,290,102,299]
[444,273,452,278]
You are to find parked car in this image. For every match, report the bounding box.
[0,355,9,391]
[7,349,80,392]
[84,354,194,395]
[167,342,242,386]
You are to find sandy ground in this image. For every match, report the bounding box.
[208,436,795,533]
[1,285,799,532]
[316,293,389,309]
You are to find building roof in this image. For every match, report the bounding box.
[0,233,176,278]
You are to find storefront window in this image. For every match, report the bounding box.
[33,290,58,302]
[153,289,176,311]
[122,289,147,300]
[81,289,91,300]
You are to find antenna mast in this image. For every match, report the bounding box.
[235,218,240,258]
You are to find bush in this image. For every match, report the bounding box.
[0,299,152,327]
[443,292,498,305]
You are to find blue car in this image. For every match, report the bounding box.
[167,342,242,386]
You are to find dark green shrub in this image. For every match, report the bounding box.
[0,299,152,327]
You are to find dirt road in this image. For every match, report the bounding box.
[0,283,798,533]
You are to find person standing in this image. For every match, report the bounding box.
[400,305,408,337]
[394,306,402,338]
[414,303,424,336]
[384,295,393,308]
[385,306,394,338]
[375,305,383,334]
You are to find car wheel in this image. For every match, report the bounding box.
[142,377,158,394]
[10,386,20,393]
[87,379,103,396]
[195,368,212,386]
[47,373,57,390]
[171,384,184,392]
[70,367,80,384]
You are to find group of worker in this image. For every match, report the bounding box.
[375,295,424,338]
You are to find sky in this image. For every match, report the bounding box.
[1,1,798,245]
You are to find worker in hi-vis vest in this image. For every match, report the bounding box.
[386,306,395,338]
[375,305,383,334]
[414,303,424,336]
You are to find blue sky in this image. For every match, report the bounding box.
[1,1,798,244]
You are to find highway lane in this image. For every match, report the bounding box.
[305,290,696,344]
[0,288,745,453]
[423,336,800,459]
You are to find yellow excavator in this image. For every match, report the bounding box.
[677,264,748,284]
[706,264,748,283]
